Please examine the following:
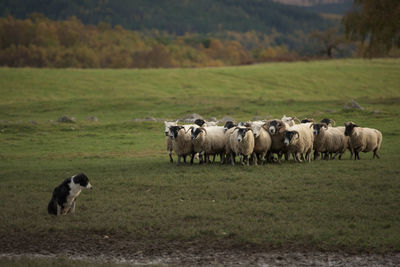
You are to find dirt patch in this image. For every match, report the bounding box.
[1,233,399,266]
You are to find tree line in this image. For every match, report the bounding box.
[0,14,304,68]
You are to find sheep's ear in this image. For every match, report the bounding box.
[309,123,314,128]
[353,124,358,128]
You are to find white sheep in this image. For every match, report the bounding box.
[249,122,272,165]
[164,120,179,163]
[344,122,382,160]
[283,123,314,162]
[188,126,226,164]
[281,115,300,127]
[228,127,255,166]
[312,123,349,160]
[169,125,195,165]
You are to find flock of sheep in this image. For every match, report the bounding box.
[164,116,383,165]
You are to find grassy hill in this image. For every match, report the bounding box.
[1,59,400,263]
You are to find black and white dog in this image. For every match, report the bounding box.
[48,173,93,216]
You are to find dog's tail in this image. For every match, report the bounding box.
[48,198,57,215]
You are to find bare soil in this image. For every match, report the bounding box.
[1,232,400,266]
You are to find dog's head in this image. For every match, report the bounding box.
[73,173,92,189]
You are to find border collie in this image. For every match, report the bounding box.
[48,173,93,216]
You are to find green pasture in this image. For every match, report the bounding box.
[1,59,400,256]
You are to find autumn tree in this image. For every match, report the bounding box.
[342,0,400,57]
[310,27,347,58]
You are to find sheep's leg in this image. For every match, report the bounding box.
[373,149,380,159]
[57,205,61,216]
[305,151,311,162]
[260,152,266,165]
[266,151,273,163]
[240,154,244,166]
[245,155,250,166]
[177,155,181,165]
[284,152,289,161]
[190,153,195,164]
[354,151,360,160]
[295,153,302,163]
[220,153,224,164]
[252,153,258,166]
[169,150,173,163]
[212,154,216,163]
[230,153,235,166]
[183,155,187,163]
[223,154,229,165]
[277,152,282,164]
[349,148,354,160]
[300,153,305,161]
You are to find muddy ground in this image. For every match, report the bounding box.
[1,233,400,266]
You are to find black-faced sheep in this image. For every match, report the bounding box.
[189,126,226,164]
[312,123,349,160]
[283,123,314,162]
[228,127,255,166]
[344,122,382,160]
[263,119,289,163]
[164,120,179,163]
[169,126,195,165]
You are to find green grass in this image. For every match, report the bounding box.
[1,59,400,258]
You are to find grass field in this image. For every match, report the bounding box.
[1,59,400,264]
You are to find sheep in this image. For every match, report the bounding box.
[311,123,349,160]
[301,118,315,124]
[281,115,300,127]
[283,123,314,162]
[188,126,226,164]
[194,118,219,127]
[320,118,336,127]
[228,127,255,166]
[263,119,290,163]
[169,125,195,165]
[164,120,179,163]
[223,121,238,163]
[250,122,272,165]
[344,121,382,160]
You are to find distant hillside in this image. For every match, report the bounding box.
[0,0,333,34]
[272,0,350,7]
[273,0,353,14]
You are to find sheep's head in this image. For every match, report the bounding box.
[281,115,297,125]
[251,124,263,138]
[265,120,285,135]
[283,130,299,146]
[190,127,207,140]
[312,123,328,136]
[194,119,206,127]
[301,118,314,123]
[320,118,336,126]
[169,126,184,140]
[344,121,358,136]
[223,121,236,131]
[236,127,252,142]
[164,120,178,136]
